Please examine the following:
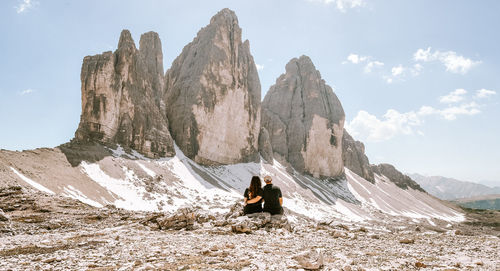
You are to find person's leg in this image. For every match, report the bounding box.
[243,205,250,215]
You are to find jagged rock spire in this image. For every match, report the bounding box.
[164,8,261,165]
[75,29,175,158]
[262,55,345,178]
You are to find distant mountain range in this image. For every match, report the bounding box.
[409,173,500,200]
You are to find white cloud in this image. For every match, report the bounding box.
[439,89,467,104]
[363,60,384,73]
[255,64,264,71]
[418,103,481,121]
[439,102,480,120]
[411,63,423,76]
[391,65,404,77]
[417,105,438,116]
[19,88,35,95]
[346,109,421,142]
[347,90,484,142]
[309,0,365,12]
[16,0,37,14]
[335,0,365,12]
[413,47,480,74]
[345,53,368,64]
[475,89,496,99]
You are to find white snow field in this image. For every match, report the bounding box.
[2,145,464,224]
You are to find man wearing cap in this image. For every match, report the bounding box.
[262,176,283,215]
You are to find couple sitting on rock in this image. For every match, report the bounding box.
[243,175,283,215]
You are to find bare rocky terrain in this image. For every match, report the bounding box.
[1,186,498,271]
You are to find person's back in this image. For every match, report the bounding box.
[262,176,283,215]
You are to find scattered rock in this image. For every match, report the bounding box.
[293,249,324,270]
[415,261,426,268]
[156,208,197,230]
[0,209,9,221]
[399,238,415,244]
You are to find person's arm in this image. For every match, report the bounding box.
[247,196,262,204]
[278,188,283,206]
[243,189,248,205]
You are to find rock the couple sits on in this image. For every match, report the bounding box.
[243,175,283,215]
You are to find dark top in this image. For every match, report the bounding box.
[262,184,282,214]
[244,187,263,214]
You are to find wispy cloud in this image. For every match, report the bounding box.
[343,53,384,73]
[308,0,365,12]
[475,89,496,99]
[255,64,264,71]
[16,0,37,14]
[414,47,481,74]
[346,88,488,142]
[19,88,36,95]
[363,61,384,73]
[439,89,467,104]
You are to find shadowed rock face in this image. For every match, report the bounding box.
[262,56,345,178]
[164,8,261,165]
[74,30,175,158]
[342,130,375,183]
[258,127,274,164]
[372,164,425,192]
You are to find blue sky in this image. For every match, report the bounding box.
[1,0,499,185]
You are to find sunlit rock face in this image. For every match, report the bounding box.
[164,8,261,165]
[75,30,175,158]
[342,129,375,183]
[262,56,345,178]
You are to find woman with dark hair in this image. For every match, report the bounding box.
[243,176,263,214]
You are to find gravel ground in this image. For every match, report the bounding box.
[0,186,499,271]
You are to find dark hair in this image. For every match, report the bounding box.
[249,176,262,199]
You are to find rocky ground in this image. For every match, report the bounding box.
[0,186,499,270]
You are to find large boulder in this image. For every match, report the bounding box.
[342,129,375,183]
[164,8,261,165]
[262,56,345,178]
[74,30,175,158]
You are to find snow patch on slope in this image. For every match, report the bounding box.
[10,167,55,195]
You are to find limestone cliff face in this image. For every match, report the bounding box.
[164,8,261,165]
[75,30,175,158]
[262,56,345,178]
[342,129,375,183]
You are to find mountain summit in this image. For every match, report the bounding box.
[262,56,345,178]
[74,30,175,158]
[164,8,261,165]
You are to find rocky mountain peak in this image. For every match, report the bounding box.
[74,29,174,159]
[139,31,163,75]
[209,8,239,26]
[139,31,164,105]
[164,8,260,165]
[262,56,345,178]
[117,29,135,50]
